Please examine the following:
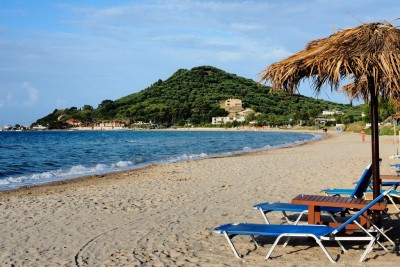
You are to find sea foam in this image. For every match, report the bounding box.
[0,130,322,190]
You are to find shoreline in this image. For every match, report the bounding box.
[0,125,325,133]
[0,129,325,194]
[1,132,399,266]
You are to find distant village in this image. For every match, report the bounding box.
[211,98,258,125]
[2,98,367,131]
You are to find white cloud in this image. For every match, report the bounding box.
[21,82,39,106]
[54,1,314,68]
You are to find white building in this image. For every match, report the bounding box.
[212,117,231,124]
[211,115,246,125]
[322,110,343,116]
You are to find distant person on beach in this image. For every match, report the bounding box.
[361,129,366,142]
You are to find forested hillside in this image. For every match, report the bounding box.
[35,66,362,128]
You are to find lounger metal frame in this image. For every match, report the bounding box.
[253,164,373,224]
[214,185,398,263]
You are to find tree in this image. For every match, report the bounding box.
[82,105,93,111]
[308,108,321,119]
[98,100,116,119]
[245,112,256,123]
[334,114,343,124]
[256,113,268,126]
[34,66,363,128]
[98,100,114,110]
[342,114,354,124]
[65,107,78,115]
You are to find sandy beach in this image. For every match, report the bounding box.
[1,131,400,266]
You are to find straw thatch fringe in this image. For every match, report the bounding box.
[260,21,400,103]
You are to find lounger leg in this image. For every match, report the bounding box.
[335,240,347,252]
[360,239,375,262]
[312,235,336,263]
[352,219,395,262]
[282,236,291,247]
[260,210,270,224]
[267,234,336,263]
[371,232,389,253]
[370,227,396,253]
[356,218,396,253]
[266,234,285,260]
[377,229,396,253]
[293,211,307,225]
[251,235,260,247]
[282,211,295,224]
[387,195,400,212]
[283,211,306,247]
[223,232,241,259]
[354,220,380,254]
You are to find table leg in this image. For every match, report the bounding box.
[308,205,321,224]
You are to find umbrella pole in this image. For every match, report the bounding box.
[369,78,382,226]
[394,117,397,156]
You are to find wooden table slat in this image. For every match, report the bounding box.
[291,194,387,229]
[291,194,386,210]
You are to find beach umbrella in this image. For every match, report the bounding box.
[260,20,400,224]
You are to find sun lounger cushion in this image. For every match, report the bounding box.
[214,223,335,237]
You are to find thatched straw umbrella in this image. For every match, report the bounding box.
[340,77,369,102]
[260,21,400,224]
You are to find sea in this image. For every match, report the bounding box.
[0,130,322,191]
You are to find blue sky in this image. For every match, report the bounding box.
[1,0,400,126]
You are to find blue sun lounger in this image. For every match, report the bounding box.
[381,181,400,186]
[214,185,397,263]
[253,164,372,224]
[390,163,400,168]
[323,188,400,195]
[323,180,400,195]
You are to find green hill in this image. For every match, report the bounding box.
[35,66,363,128]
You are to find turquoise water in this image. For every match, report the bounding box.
[0,130,321,190]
